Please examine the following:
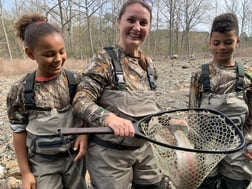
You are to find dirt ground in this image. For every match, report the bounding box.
[1,56,252,188]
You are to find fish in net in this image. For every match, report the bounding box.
[139,109,244,189]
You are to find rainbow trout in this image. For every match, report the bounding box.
[167,121,198,189]
[148,116,199,189]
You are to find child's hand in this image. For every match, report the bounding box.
[73,134,88,161]
[246,151,252,161]
[246,144,252,161]
[21,172,36,189]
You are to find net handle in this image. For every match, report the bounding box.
[57,125,151,139]
[57,126,203,152]
[57,127,113,135]
[57,108,246,154]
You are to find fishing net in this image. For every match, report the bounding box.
[139,108,244,189]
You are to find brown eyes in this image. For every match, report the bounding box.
[44,50,65,57]
[127,18,149,26]
[212,40,234,46]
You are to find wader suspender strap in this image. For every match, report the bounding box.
[104,46,125,90]
[236,63,245,91]
[201,62,245,92]
[64,69,77,104]
[24,71,36,110]
[24,70,77,110]
[147,66,157,90]
[104,46,156,90]
[201,64,211,92]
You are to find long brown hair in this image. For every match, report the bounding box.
[118,0,152,22]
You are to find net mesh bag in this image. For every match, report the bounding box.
[139,109,244,189]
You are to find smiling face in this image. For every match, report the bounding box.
[116,3,151,56]
[25,32,67,78]
[209,30,240,66]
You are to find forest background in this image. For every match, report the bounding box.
[0,0,252,63]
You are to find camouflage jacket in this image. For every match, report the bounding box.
[73,46,158,127]
[7,70,82,132]
[189,61,252,132]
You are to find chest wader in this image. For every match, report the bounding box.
[24,70,82,157]
[90,46,162,149]
[88,47,165,189]
[200,63,248,130]
[198,63,251,188]
[26,105,82,156]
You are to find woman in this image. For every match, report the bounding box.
[73,0,165,188]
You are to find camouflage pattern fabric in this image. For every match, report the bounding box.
[7,70,82,132]
[189,61,252,181]
[73,45,158,128]
[189,61,252,133]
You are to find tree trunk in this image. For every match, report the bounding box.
[0,12,12,61]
